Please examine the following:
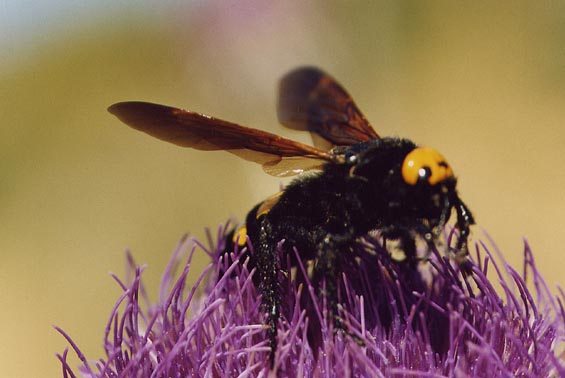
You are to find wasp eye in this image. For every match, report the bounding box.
[401,147,454,185]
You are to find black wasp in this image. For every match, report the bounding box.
[109,67,474,365]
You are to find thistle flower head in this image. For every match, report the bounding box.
[57,226,565,377]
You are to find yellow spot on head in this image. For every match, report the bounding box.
[232,225,248,247]
[401,147,454,185]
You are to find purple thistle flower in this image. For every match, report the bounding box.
[57,225,565,377]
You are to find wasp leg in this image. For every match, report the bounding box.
[454,199,474,251]
[313,230,355,333]
[452,198,475,274]
[315,236,341,329]
[254,219,281,368]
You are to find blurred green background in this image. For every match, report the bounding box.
[2,1,564,376]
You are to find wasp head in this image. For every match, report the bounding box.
[351,139,464,242]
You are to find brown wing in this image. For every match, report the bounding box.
[108,101,333,176]
[278,67,379,148]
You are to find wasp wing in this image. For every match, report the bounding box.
[108,101,333,176]
[278,66,379,148]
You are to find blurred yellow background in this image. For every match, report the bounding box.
[1,1,564,377]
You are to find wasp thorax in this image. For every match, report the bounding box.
[401,147,454,186]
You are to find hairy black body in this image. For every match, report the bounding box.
[108,66,475,368]
[238,137,472,363]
